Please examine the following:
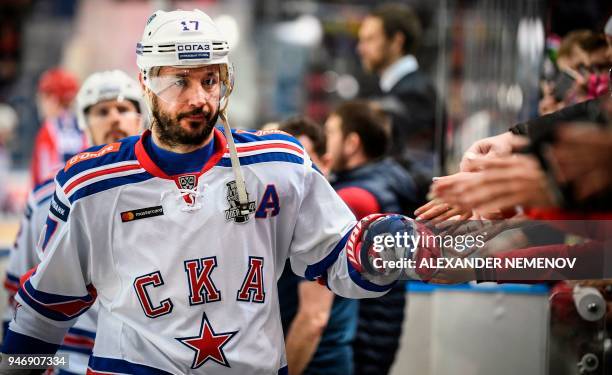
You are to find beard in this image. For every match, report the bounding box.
[366,57,389,76]
[151,96,219,148]
[330,152,348,174]
[361,47,393,76]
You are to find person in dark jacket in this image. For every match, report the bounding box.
[325,100,419,375]
[357,3,442,175]
[276,116,358,375]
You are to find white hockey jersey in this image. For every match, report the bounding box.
[5,128,396,374]
[3,177,98,374]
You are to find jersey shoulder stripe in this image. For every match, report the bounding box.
[56,136,140,188]
[218,152,304,167]
[32,178,56,207]
[67,171,153,204]
[32,177,55,194]
[54,136,155,204]
[22,178,56,219]
[228,128,304,148]
[219,129,306,166]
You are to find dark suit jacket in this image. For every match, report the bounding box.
[377,70,439,156]
[370,69,443,203]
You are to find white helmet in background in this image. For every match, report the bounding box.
[76,70,144,130]
[136,9,234,110]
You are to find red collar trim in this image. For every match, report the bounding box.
[134,128,228,180]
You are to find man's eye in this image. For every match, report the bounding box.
[203,78,217,87]
[172,78,187,87]
[97,108,109,117]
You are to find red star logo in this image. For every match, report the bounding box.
[176,313,238,369]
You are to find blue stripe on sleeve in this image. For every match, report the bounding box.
[22,280,93,304]
[347,258,397,292]
[58,369,82,375]
[59,344,93,356]
[18,280,95,321]
[67,326,96,340]
[6,273,19,284]
[304,229,353,281]
[88,356,173,375]
[2,329,60,354]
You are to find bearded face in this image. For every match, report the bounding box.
[151,94,219,147]
[148,65,222,148]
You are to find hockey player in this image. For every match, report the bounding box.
[1,10,419,374]
[31,68,86,186]
[2,69,144,374]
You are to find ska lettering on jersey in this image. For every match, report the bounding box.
[134,255,266,318]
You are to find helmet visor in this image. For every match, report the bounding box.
[146,65,228,105]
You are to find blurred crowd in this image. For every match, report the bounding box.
[271,7,612,375]
[0,2,611,375]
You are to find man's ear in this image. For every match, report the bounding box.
[138,72,155,106]
[138,72,147,92]
[391,31,405,55]
[345,132,362,156]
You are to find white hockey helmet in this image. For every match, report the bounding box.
[76,70,144,130]
[136,9,234,109]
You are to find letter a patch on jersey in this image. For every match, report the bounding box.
[236,257,265,303]
[176,312,238,369]
[255,184,280,218]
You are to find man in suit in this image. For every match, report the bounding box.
[358,3,441,180]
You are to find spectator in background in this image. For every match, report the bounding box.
[357,3,441,186]
[31,67,87,186]
[275,116,357,375]
[279,116,330,175]
[539,30,591,115]
[417,20,612,283]
[581,32,610,73]
[0,103,17,212]
[580,33,610,99]
[556,30,592,73]
[325,100,418,375]
[541,30,610,115]
[459,19,612,174]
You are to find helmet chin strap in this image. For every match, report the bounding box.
[217,70,250,216]
[219,108,251,215]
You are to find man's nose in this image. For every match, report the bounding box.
[186,83,211,107]
[106,107,123,123]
